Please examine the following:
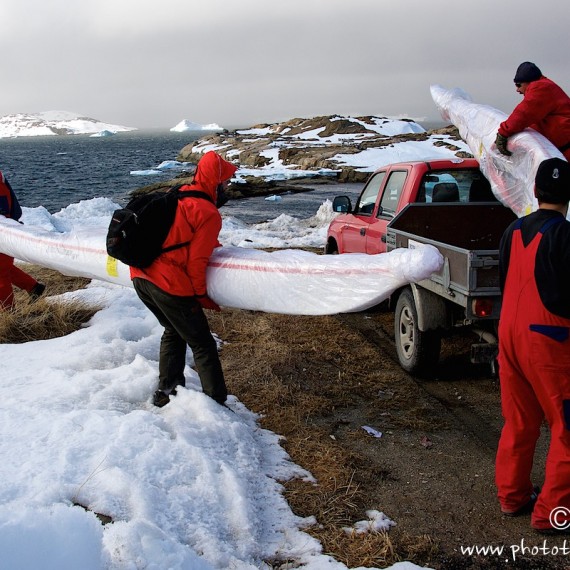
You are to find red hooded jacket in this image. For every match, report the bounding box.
[499,77,570,159]
[130,151,237,296]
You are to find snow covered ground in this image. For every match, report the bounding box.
[0,199,433,570]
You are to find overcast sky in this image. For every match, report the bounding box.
[1,0,569,130]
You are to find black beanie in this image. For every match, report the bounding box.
[535,158,570,204]
[513,62,542,83]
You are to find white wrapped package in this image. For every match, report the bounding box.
[430,84,566,217]
[0,215,443,315]
[0,216,133,287]
[206,244,443,315]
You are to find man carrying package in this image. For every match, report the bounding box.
[131,151,237,408]
[495,62,570,160]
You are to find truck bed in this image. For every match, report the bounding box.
[386,203,517,306]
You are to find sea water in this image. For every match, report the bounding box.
[0,130,199,212]
[0,130,363,222]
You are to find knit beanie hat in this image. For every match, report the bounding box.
[535,158,570,204]
[513,62,542,83]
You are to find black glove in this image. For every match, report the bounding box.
[495,133,512,156]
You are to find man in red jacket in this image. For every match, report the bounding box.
[131,151,237,408]
[495,62,570,160]
[0,171,45,310]
[496,157,570,534]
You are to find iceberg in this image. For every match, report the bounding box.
[130,160,194,177]
[155,160,194,171]
[130,169,162,176]
[89,129,116,137]
[170,119,224,132]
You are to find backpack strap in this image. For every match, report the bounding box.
[159,188,215,255]
[176,189,215,204]
[161,240,192,254]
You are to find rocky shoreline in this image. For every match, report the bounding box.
[135,115,470,199]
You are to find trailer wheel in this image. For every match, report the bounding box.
[394,288,441,377]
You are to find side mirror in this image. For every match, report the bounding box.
[332,195,352,213]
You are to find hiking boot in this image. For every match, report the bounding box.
[152,390,170,408]
[29,282,46,300]
[502,486,540,517]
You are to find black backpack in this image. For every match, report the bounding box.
[106,185,214,268]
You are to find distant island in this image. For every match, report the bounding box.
[0,110,136,138]
[0,110,231,139]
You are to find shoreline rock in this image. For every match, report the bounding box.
[133,116,469,199]
[177,116,468,184]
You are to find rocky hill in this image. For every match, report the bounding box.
[134,115,470,200]
[177,114,470,184]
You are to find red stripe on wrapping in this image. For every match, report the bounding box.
[207,260,392,276]
[0,225,105,255]
[2,224,404,278]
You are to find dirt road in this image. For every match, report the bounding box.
[211,307,568,570]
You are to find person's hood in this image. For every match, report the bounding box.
[192,151,237,202]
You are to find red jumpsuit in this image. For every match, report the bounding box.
[0,173,38,310]
[497,216,570,531]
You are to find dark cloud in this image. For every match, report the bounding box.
[1,0,569,129]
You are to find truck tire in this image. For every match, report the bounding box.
[394,288,441,377]
[325,240,339,255]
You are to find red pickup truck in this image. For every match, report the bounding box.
[325,158,496,255]
[325,158,516,376]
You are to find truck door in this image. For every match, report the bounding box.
[340,171,386,253]
[365,170,408,254]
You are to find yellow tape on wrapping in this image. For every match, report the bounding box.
[106,256,119,277]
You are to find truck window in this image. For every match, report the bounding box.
[378,170,407,217]
[419,170,496,203]
[355,171,386,215]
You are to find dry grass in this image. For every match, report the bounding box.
[0,265,98,344]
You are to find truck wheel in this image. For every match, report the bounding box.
[325,240,339,255]
[394,288,441,377]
